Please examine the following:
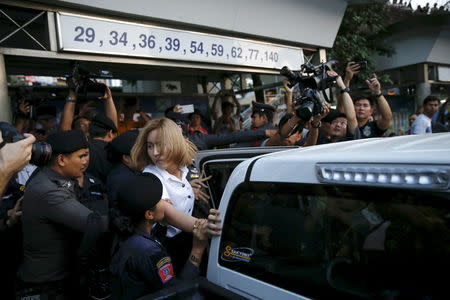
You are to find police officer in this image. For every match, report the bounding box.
[234,101,277,147]
[17,130,108,300]
[105,130,139,206]
[87,113,118,183]
[110,173,208,300]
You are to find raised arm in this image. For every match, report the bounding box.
[100,84,118,129]
[367,74,392,131]
[283,79,294,114]
[211,91,223,121]
[230,90,241,116]
[60,89,77,131]
[335,75,358,134]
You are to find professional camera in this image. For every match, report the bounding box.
[280,60,338,122]
[0,122,52,166]
[67,62,107,96]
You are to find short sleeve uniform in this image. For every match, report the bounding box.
[110,232,175,300]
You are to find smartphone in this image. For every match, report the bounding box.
[179,104,194,114]
[355,61,367,69]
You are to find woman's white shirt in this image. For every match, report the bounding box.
[143,164,195,237]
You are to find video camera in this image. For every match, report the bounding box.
[280,60,338,122]
[68,62,109,96]
[0,122,52,166]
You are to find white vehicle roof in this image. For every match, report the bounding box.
[239,133,450,186]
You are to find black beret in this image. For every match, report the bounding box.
[46,130,89,154]
[109,130,139,155]
[36,105,57,120]
[252,101,275,115]
[90,113,117,132]
[117,173,163,218]
[322,110,347,123]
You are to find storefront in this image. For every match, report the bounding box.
[0,0,349,124]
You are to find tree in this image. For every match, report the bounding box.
[329,3,395,84]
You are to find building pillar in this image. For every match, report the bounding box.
[416,82,431,108]
[415,63,430,108]
[319,48,327,63]
[0,54,12,122]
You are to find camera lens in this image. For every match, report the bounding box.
[296,101,314,121]
[30,142,52,166]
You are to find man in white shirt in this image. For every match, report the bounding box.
[412,96,440,134]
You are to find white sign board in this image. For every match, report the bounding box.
[56,13,303,70]
[438,66,450,82]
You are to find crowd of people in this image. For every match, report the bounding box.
[0,62,449,300]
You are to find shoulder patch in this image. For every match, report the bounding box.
[157,263,174,283]
[156,256,171,269]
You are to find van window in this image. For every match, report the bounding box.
[204,161,244,208]
[219,182,449,299]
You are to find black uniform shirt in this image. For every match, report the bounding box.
[110,232,177,300]
[19,167,108,283]
[87,139,113,184]
[106,163,136,207]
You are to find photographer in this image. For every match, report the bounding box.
[212,89,242,134]
[0,128,35,200]
[60,79,118,136]
[343,62,392,138]
[269,69,358,146]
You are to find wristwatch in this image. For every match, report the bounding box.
[66,96,76,103]
[374,92,383,98]
[340,87,350,94]
[311,120,321,128]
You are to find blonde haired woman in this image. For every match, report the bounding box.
[131,117,198,274]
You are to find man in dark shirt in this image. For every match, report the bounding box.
[87,113,118,183]
[18,130,108,299]
[343,63,392,138]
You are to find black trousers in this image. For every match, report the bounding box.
[164,231,193,276]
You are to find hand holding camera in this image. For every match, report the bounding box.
[366,73,382,95]
[0,122,51,168]
[0,127,36,177]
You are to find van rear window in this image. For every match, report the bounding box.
[219,183,449,299]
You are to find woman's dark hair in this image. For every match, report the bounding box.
[109,207,138,238]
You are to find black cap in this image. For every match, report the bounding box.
[252,101,275,115]
[46,130,89,154]
[322,110,347,123]
[117,173,163,218]
[36,105,57,120]
[90,113,117,132]
[109,130,139,155]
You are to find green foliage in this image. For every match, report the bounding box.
[329,4,395,84]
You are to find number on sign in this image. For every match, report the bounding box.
[248,49,259,60]
[74,26,95,43]
[264,51,279,62]
[165,37,180,51]
[190,41,204,54]
[138,34,156,49]
[231,47,242,58]
[211,44,224,56]
[110,31,128,46]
